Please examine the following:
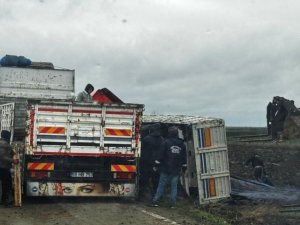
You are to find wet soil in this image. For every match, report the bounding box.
[219,141,300,225]
[1,138,299,225]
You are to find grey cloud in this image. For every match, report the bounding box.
[1,0,300,126]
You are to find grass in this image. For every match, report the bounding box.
[188,208,230,225]
[161,197,231,225]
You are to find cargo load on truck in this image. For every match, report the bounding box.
[0,66,75,139]
[142,115,231,205]
[0,55,31,67]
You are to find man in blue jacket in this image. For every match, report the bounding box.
[150,126,187,208]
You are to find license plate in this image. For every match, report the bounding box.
[70,172,93,178]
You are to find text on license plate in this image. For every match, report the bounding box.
[70,172,93,178]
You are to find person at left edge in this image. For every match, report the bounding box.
[0,130,18,207]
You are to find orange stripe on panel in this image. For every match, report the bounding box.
[27,163,54,171]
[36,163,46,170]
[119,165,129,172]
[111,165,115,171]
[111,165,122,172]
[114,130,122,136]
[48,164,55,170]
[111,165,136,172]
[48,127,57,133]
[204,128,212,147]
[39,127,49,134]
[38,127,65,134]
[120,129,132,136]
[209,178,217,197]
[125,165,136,172]
[105,129,116,136]
[105,129,131,136]
[55,127,65,134]
[27,163,39,170]
[52,127,65,134]
[42,163,55,170]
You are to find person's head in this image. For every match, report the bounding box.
[150,123,161,136]
[150,129,161,136]
[1,130,11,142]
[168,126,178,137]
[85,84,94,94]
[253,152,260,158]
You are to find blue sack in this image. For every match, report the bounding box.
[0,55,19,66]
[0,55,32,67]
[18,56,31,67]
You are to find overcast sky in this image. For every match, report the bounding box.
[1,0,300,126]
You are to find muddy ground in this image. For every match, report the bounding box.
[1,139,299,225]
[199,199,299,225]
[213,140,300,225]
[0,197,206,225]
[228,141,300,188]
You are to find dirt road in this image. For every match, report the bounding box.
[0,198,204,225]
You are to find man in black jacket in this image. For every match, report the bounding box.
[140,125,164,197]
[150,126,187,208]
[0,130,14,206]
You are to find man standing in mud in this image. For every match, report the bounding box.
[150,126,187,208]
[245,153,266,181]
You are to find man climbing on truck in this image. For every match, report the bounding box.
[75,83,94,102]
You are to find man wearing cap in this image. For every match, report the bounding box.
[75,83,94,103]
[0,130,16,206]
[150,126,187,208]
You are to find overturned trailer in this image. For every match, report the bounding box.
[142,115,231,205]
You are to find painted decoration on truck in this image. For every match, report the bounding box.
[26,182,135,197]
